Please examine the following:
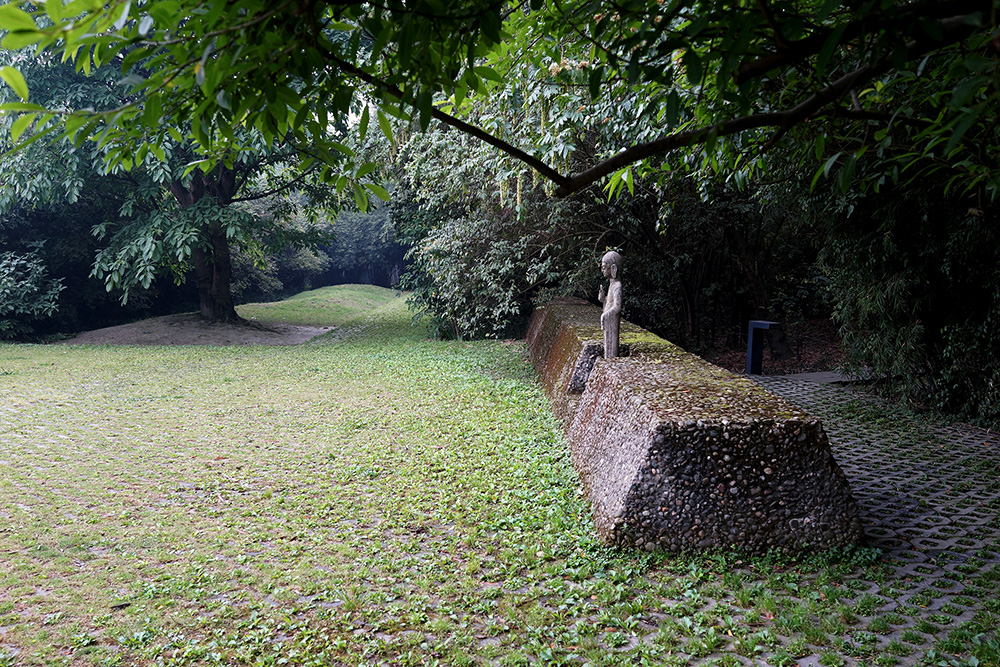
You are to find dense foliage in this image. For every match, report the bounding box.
[389,116,828,349]
[3,0,996,197]
[822,184,1000,421]
[0,54,347,324]
[0,246,62,339]
[322,205,405,288]
[0,196,199,336]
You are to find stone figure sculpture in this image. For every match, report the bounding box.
[597,250,623,358]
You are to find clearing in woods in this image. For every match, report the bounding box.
[1,284,996,666]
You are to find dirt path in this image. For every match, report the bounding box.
[57,313,331,346]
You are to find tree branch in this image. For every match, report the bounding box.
[230,164,320,203]
[329,54,570,188]
[736,0,992,82]
[556,13,984,196]
[832,108,935,128]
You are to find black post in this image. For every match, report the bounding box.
[746,320,780,375]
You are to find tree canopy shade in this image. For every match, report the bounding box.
[0,52,340,323]
[2,0,998,198]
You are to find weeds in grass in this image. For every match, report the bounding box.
[1,286,998,665]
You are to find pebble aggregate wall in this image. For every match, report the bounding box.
[526,299,863,552]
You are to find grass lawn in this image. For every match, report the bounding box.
[1,286,996,666]
[237,285,399,326]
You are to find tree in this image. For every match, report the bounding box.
[383,91,826,346]
[2,0,996,199]
[1,52,339,323]
[4,0,1000,419]
[322,205,405,287]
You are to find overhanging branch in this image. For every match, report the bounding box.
[556,13,984,196]
[230,164,320,203]
[328,54,570,188]
[320,6,984,199]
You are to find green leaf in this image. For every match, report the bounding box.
[964,53,993,72]
[147,1,179,25]
[142,94,162,126]
[950,77,986,110]
[822,152,842,178]
[588,66,603,100]
[815,0,841,22]
[0,4,37,31]
[359,105,370,141]
[45,0,62,22]
[682,50,703,87]
[416,90,432,130]
[944,107,982,155]
[0,66,29,101]
[292,103,310,130]
[685,13,711,37]
[665,91,680,126]
[628,54,640,83]
[377,109,393,144]
[0,101,44,112]
[605,168,626,201]
[329,142,356,158]
[365,182,390,201]
[473,66,502,83]
[480,8,501,43]
[9,113,34,142]
[837,153,856,193]
[810,164,826,190]
[814,133,826,160]
[2,30,42,49]
[352,182,368,211]
[1,121,55,155]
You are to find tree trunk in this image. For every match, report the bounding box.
[170,168,242,323]
[190,246,215,320]
[207,226,240,323]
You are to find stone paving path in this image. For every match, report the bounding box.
[755,377,1000,666]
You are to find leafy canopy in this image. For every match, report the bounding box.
[1,0,501,206]
[1,0,997,197]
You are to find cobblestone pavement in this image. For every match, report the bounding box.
[755,377,1000,666]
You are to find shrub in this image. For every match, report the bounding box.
[0,248,64,340]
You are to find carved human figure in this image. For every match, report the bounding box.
[597,250,623,358]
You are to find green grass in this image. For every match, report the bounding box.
[0,285,996,666]
[236,284,400,326]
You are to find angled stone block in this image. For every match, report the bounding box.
[526,300,863,553]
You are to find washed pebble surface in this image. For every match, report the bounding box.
[528,299,863,553]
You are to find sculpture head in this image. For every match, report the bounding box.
[600,250,622,280]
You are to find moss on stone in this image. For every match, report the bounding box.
[527,301,808,424]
